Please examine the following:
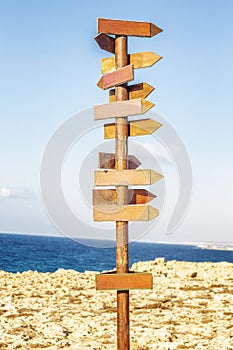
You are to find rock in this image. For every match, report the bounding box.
[0,260,232,349]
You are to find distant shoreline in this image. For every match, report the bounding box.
[1,232,233,251]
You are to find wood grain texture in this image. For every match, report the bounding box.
[96,272,153,290]
[102,52,162,74]
[94,32,115,54]
[98,152,141,170]
[98,18,162,37]
[93,205,159,221]
[95,169,163,186]
[104,118,162,139]
[109,82,154,102]
[94,99,154,120]
[97,64,133,90]
[93,189,156,205]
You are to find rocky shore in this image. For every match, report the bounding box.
[0,258,233,349]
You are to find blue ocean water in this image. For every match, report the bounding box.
[0,233,233,273]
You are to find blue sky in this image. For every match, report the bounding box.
[0,0,233,243]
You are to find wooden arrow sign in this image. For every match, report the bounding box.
[95,33,115,54]
[109,82,154,102]
[94,99,154,120]
[95,169,163,186]
[104,118,162,139]
[102,52,162,74]
[99,152,141,170]
[94,205,159,221]
[96,272,153,290]
[98,18,163,37]
[93,189,156,205]
[97,64,134,90]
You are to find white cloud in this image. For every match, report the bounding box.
[0,187,12,198]
[0,186,34,200]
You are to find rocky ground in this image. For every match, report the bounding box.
[0,258,233,349]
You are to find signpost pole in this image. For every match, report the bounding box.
[115,34,130,350]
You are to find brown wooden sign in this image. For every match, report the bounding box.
[95,169,163,186]
[104,118,162,139]
[98,152,141,170]
[98,18,163,37]
[94,98,154,120]
[102,51,162,74]
[93,189,156,205]
[96,272,153,290]
[93,205,159,221]
[95,32,115,54]
[109,82,154,102]
[97,64,134,90]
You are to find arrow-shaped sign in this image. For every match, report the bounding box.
[97,64,134,90]
[98,18,163,37]
[93,189,156,205]
[109,82,154,102]
[95,32,115,54]
[95,169,163,186]
[104,118,162,139]
[94,98,154,120]
[99,152,141,170]
[102,52,162,74]
[94,204,159,221]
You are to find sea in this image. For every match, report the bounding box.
[0,233,233,273]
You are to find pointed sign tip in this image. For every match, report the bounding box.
[141,99,155,113]
[148,206,159,220]
[151,170,164,184]
[151,23,163,37]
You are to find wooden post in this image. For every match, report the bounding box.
[115,35,130,350]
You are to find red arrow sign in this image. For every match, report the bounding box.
[98,18,162,37]
[93,189,156,205]
[97,64,134,90]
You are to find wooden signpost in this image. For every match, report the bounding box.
[93,17,163,350]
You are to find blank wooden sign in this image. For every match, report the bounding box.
[109,82,154,102]
[98,152,141,170]
[95,169,163,186]
[104,118,162,138]
[102,51,162,74]
[94,98,154,120]
[97,64,134,90]
[98,18,163,37]
[96,272,153,290]
[93,205,159,221]
[93,189,156,205]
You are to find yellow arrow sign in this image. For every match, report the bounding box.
[109,82,154,102]
[94,99,154,120]
[95,169,163,186]
[102,51,162,74]
[104,118,162,139]
[93,205,159,221]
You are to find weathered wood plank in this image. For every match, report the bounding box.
[95,169,163,186]
[102,52,162,74]
[93,205,159,221]
[109,82,154,102]
[98,18,163,37]
[97,64,134,90]
[94,99,154,120]
[94,32,115,54]
[104,118,162,139]
[93,189,156,205]
[96,272,153,290]
[98,152,141,170]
